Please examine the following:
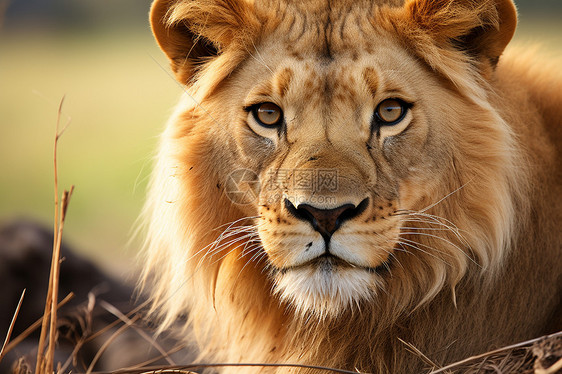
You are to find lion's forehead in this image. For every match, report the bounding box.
[275,63,365,104]
[253,54,417,116]
[241,1,424,113]
[258,0,403,60]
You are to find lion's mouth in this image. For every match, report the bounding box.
[277,253,390,275]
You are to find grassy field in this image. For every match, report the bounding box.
[0,30,180,274]
[0,18,560,274]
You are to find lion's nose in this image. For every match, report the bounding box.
[285,198,369,241]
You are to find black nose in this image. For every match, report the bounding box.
[285,198,369,241]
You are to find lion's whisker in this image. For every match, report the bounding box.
[399,217,469,246]
[196,232,259,268]
[237,245,267,277]
[400,213,462,233]
[398,236,454,258]
[396,240,452,267]
[194,221,264,260]
[187,229,256,264]
[399,226,451,232]
[418,181,471,214]
[213,216,261,231]
[212,223,259,247]
[408,213,464,234]
[207,233,260,263]
[399,232,478,266]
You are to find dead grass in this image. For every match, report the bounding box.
[425,331,562,374]
[0,290,25,363]
[34,96,74,374]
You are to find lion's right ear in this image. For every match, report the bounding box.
[150,0,260,84]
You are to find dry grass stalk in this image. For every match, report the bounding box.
[82,300,150,345]
[0,290,26,364]
[85,314,142,374]
[13,357,33,374]
[35,96,74,374]
[47,187,74,371]
[398,337,443,373]
[2,293,74,358]
[57,293,97,374]
[138,371,195,374]
[428,331,562,374]
[119,344,187,371]
[83,363,367,374]
[99,301,176,366]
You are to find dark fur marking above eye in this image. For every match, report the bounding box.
[362,67,379,97]
[275,68,294,98]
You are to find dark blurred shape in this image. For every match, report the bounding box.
[1,0,560,33]
[2,0,152,32]
[0,220,135,330]
[0,220,195,373]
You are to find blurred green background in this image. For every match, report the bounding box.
[0,0,560,275]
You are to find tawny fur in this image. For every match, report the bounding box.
[141,0,562,372]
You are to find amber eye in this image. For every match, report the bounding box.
[375,99,408,125]
[252,102,283,127]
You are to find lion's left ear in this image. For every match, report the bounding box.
[403,0,517,73]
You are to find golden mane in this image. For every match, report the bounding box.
[140,0,562,372]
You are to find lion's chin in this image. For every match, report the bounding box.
[272,258,385,319]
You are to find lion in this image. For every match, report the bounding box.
[141,0,562,372]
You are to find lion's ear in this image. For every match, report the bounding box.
[150,0,259,84]
[404,0,517,72]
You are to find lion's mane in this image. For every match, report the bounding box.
[140,0,562,372]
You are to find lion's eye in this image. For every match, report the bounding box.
[375,99,408,125]
[252,102,283,127]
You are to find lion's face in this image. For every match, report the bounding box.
[147,0,519,320]
[196,26,469,316]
